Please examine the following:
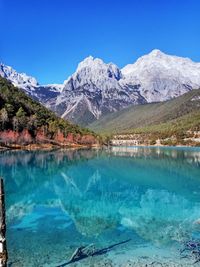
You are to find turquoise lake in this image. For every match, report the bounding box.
[1,146,200,266]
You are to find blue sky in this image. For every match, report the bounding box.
[1,0,200,84]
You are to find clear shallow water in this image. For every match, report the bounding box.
[0,146,200,266]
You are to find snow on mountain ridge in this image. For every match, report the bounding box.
[0,63,62,103]
[0,63,63,92]
[73,55,122,84]
[0,63,39,89]
[121,49,200,102]
[43,84,64,92]
[53,50,200,124]
[51,56,145,125]
[122,49,200,77]
[1,49,200,126]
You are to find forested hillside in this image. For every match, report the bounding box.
[89,88,200,138]
[0,77,97,147]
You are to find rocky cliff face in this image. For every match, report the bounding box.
[50,56,146,125]
[49,50,200,125]
[121,49,200,102]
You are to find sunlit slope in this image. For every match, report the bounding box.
[89,88,200,135]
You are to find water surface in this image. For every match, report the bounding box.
[1,146,200,266]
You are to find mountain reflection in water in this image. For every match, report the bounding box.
[0,147,199,266]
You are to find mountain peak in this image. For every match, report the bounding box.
[81,55,94,63]
[77,56,106,71]
[2,51,200,127]
[148,49,165,57]
[72,56,122,82]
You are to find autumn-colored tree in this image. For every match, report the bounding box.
[0,77,97,145]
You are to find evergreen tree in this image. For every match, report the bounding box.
[16,107,27,130]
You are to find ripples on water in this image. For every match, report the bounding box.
[0,146,200,266]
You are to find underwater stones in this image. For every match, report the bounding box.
[120,189,200,245]
[74,215,117,237]
[62,198,120,236]
[7,201,34,223]
[57,172,124,237]
[121,215,187,245]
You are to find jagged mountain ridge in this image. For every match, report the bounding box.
[0,63,63,104]
[121,49,200,102]
[50,56,146,125]
[1,50,200,126]
[50,50,200,125]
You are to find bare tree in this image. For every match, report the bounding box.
[13,116,19,131]
[0,108,8,130]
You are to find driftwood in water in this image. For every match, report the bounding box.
[69,244,95,262]
[0,178,7,267]
[56,239,131,267]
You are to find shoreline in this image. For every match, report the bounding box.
[0,143,200,152]
[111,143,200,148]
[110,140,200,148]
[0,143,101,152]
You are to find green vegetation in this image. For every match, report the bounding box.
[128,111,200,137]
[0,77,96,140]
[89,89,200,139]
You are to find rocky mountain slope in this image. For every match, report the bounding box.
[50,56,146,125]
[50,50,200,125]
[1,50,200,126]
[121,49,200,102]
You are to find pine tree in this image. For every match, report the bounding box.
[16,107,27,130]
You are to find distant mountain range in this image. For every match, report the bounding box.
[0,63,62,104]
[1,49,200,126]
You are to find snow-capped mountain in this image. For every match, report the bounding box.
[0,63,62,103]
[121,49,200,102]
[0,63,38,89]
[49,50,200,125]
[1,50,200,126]
[50,56,146,125]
